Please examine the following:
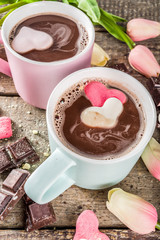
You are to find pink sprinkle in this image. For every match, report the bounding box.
[73,210,110,240]
[0,117,12,139]
[85,81,127,106]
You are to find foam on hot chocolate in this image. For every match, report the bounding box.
[54,79,145,160]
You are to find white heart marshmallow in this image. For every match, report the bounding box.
[81,97,123,129]
[11,26,53,54]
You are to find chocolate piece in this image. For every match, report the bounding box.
[0,169,30,220]
[0,137,39,173]
[147,78,160,107]
[0,192,12,214]
[24,196,56,232]
[3,169,28,193]
[109,63,128,73]
[0,148,15,173]
[8,137,39,165]
[150,76,160,88]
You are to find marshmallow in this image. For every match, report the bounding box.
[73,210,110,240]
[81,98,123,129]
[0,117,12,139]
[11,26,53,54]
[84,81,127,107]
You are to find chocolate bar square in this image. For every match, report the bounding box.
[2,169,28,193]
[0,148,15,173]
[0,169,30,220]
[25,200,56,231]
[0,192,12,214]
[7,137,39,164]
[29,203,53,223]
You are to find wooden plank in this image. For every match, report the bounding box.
[0,1,160,238]
[98,0,160,20]
[0,97,159,229]
[0,229,160,240]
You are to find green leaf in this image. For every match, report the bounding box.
[0,1,26,14]
[0,0,17,4]
[0,9,15,26]
[77,0,100,23]
[117,24,126,32]
[68,0,78,4]
[62,0,69,3]
[109,13,127,22]
[24,0,42,3]
[99,9,135,49]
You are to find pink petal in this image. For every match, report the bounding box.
[128,45,160,77]
[107,188,158,234]
[127,18,160,41]
[141,138,160,181]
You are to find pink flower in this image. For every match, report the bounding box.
[141,137,160,181]
[128,45,160,77]
[106,188,158,234]
[127,18,160,41]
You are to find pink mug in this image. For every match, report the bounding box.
[0,2,95,109]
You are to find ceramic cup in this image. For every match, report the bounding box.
[0,1,95,109]
[24,67,156,204]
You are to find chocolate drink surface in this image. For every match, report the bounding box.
[54,80,145,160]
[9,14,88,62]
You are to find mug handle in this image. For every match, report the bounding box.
[0,30,12,77]
[24,148,76,204]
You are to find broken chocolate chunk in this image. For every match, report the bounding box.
[24,195,56,232]
[7,137,39,165]
[147,78,160,107]
[0,148,15,173]
[150,76,160,88]
[109,63,128,73]
[0,169,30,220]
[0,137,39,173]
[0,192,12,214]
[3,169,28,193]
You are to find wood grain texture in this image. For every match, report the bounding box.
[0,0,160,238]
[0,96,159,229]
[0,229,160,240]
[97,0,160,21]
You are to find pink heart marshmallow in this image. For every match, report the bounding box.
[0,117,12,139]
[73,210,110,240]
[84,81,127,107]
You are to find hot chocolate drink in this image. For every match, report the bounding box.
[9,14,88,62]
[54,79,145,160]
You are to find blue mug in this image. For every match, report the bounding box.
[25,67,156,204]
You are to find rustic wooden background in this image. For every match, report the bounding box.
[0,0,160,239]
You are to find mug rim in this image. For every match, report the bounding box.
[47,67,157,165]
[1,1,95,66]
